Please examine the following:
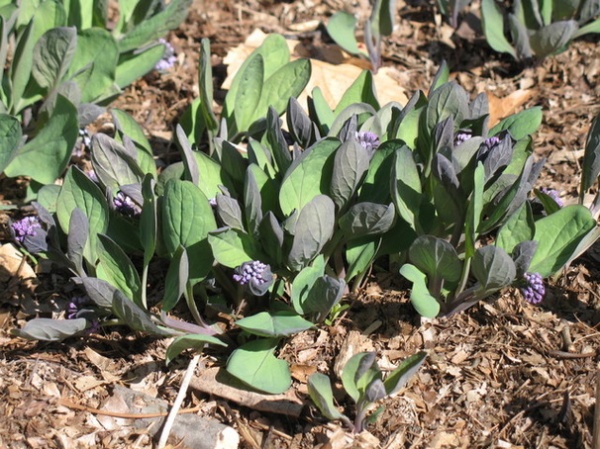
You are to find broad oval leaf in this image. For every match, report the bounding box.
[226,338,291,394]
[0,114,22,174]
[279,138,338,216]
[529,205,596,277]
[326,11,361,55]
[56,166,109,265]
[235,309,314,337]
[307,373,347,421]
[166,334,227,365]
[12,318,88,341]
[208,227,263,268]
[32,26,77,89]
[384,351,427,395]
[472,246,516,291]
[161,179,217,281]
[408,235,462,283]
[339,202,395,239]
[96,234,142,305]
[399,264,440,318]
[330,139,370,209]
[288,195,336,271]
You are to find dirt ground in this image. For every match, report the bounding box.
[2,0,600,448]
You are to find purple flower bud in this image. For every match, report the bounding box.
[113,191,141,217]
[519,272,545,304]
[233,260,273,296]
[540,188,564,207]
[155,39,177,72]
[355,131,380,156]
[12,216,41,244]
[86,169,99,183]
[482,136,501,150]
[454,131,472,146]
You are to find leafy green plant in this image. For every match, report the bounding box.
[0,0,190,185]
[481,0,600,60]
[308,351,426,432]
[325,0,397,72]
[393,64,598,317]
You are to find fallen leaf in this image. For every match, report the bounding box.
[487,89,536,127]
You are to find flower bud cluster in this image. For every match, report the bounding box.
[114,191,142,217]
[520,272,545,304]
[355,131,380,156]
[540,188,564,207]
[233,260,273,296]
[155,39,177,72]
[12,216,41,243]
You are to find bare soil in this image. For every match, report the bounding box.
[2,1,600,448]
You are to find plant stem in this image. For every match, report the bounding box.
[140,263,149,309]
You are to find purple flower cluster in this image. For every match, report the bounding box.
[454,131,472,146]
[520,272,545,304]
[66,296,88,320]
[155,39,177,72]
[355,131,380,156]
[114,191,141,217]
[540,188,564,207]
[233,260,273,296]
[12,216,41,243]
[66,296,101,333]
[482,136,501,150]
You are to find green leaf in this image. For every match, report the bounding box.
[115,43,164,88]
[464,162,484,258]
[162,245,188,311]
[208,227,262,268]
[0,113,21,173]
[391,145,422,231]
[399,264,440,318]
[326,11,362,56]
[529,205,596,277]
[307,373,347,421]
[112,108,152,155]
[341,352,380,403]
[112,290,173,336]
[140,175,157,266]
[471,246,516,292]
[236,309,314,337]
[5,94,78,184]
[310,86,335,133]
[226,338,291,394]
[161,179,217,282]
[279,138,338,216]
[32,26,77,89]
[91,133,144,190]
[339,202,395,239]
[334,70,379,114]
[330,139,370,209]
[233,53,263,132]
[67,28,118,103]
[117,0,192,52]
[12,317,88,341]
[425,82,469,137]
[409,235,462,283]
[224,34,290,122]
[165,334,227,365]
[256,58,311,117]
[288,195,336,271]
[490,107,542,140]
[298,275,345,319]
[291,256,326,314]
[194,151,235,200]
[481,0,516,57]
[529,20,578,58]
[66,208,88,275]
[56,166,109,265]
[496,202,535,254]
[198,38,218,131]
[384,351,427,395]
[96,234,142,305]
[345,237,381,281]
[580,114,600,194]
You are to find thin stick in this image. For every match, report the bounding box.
[592,369,600,449]
[157,354,201,449]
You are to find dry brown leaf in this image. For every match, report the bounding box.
[83,347,120,382]
[487,89,536,127]
[0,243,37,287]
